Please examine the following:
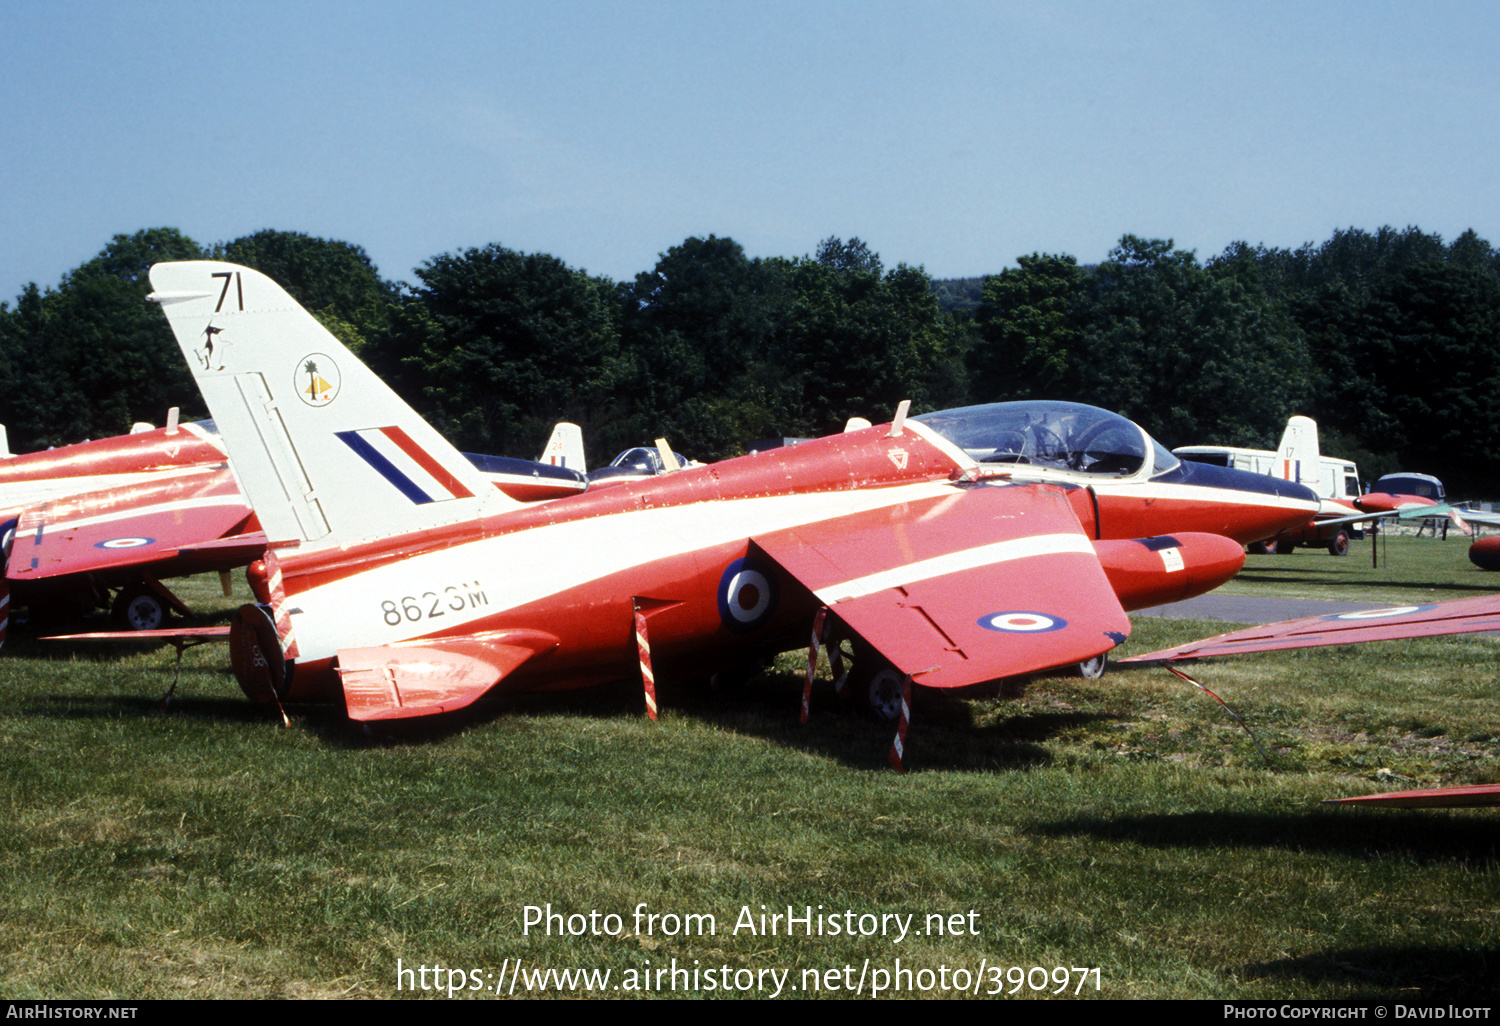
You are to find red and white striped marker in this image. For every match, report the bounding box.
[887,674,913,774]
[262,548,300,661]
[801,608,828,724]
[634,599,658,721]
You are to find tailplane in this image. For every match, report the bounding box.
[148,262,520,549]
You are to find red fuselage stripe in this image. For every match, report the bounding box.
[382,426,475,500]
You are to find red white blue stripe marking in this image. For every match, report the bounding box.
[337,427,476,505]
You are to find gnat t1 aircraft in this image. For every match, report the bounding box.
[140,262,1319,763]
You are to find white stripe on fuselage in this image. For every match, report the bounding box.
[290,480,982,659]
[1100,480,1318,512]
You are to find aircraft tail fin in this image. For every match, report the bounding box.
[1275,416,1321,492]
[538,422,586,472]
[147,261,521,551]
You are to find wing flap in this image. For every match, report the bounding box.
[754,484,1129,688]
[338,629,559,721]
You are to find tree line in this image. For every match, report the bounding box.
[3,224,1499,495]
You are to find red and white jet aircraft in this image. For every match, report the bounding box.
[142,262,1320,759]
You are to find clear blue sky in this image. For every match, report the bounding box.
[4,0,1498,301]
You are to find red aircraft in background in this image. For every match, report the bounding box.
[0,414,589,642]
[0,415,264,635]
[129,261,1323,771]
[1122,597,1500,807]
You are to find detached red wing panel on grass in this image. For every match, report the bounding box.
[1327,783,1500,808]
[1122,593,1500,663]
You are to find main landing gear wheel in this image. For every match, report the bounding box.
[1327,529,1351,557]
[112,586,166,631]
[1076,653,1108,679]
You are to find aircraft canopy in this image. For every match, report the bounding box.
[914,400,1180,480]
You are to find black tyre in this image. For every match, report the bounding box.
[1077,653,1108,679]
[112,587,166,631]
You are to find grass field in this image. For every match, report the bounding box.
[1,537,1496,1000]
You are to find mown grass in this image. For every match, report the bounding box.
[0,553,1496,1000]
[1222,531,1496,603]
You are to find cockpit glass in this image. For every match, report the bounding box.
[913,401,1154,478]
[1149,438,1181,478]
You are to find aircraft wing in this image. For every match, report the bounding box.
[1120,593,1500,662]
[45,626,232,642]
[752,483,1130,689]
[7,466,260,581]
[338,629,560,721]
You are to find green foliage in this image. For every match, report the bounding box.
[814,235,883,276]
[970,238,1312,448]
[771,257,953,434]
[0,229,207,450]
[9,222,1500,492]
[217,229,399,350]
[620,236,958,456]
[1224,226,1500,492]
[971,253,1083,402]
[623,236,792,457]
[372,243,626,458]
[1353,263,1500,494]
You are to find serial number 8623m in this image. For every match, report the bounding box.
[381,583,490,626]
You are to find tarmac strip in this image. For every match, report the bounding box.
[1134,593,1396,625]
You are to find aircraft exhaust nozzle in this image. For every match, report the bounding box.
[1092,533,1246,612]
